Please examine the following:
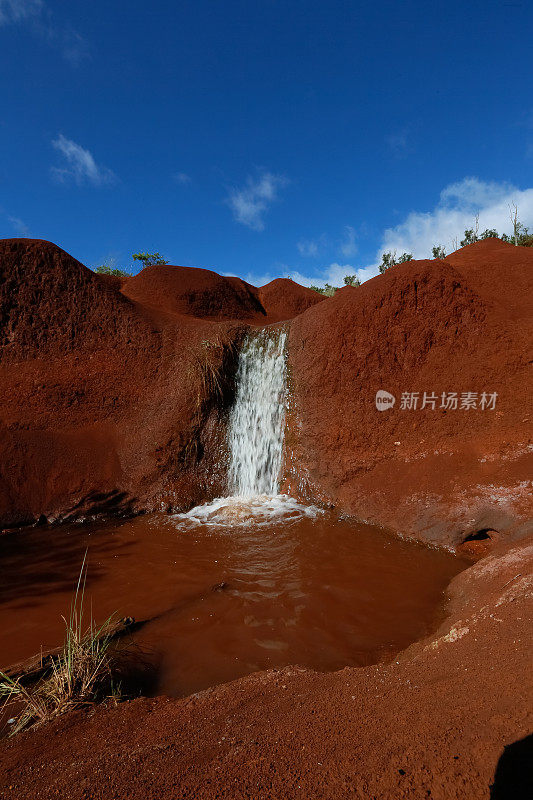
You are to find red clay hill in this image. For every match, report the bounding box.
[284,237,533,549]
[120,264,322,323]
[257,278,324,323]
[0,239,321,529]
[121,264,267,321]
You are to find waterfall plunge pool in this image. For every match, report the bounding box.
[0,329,468,698]
[0,509,468,698]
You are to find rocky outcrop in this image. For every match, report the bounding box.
[0,241,241,527]
[284,239,533,549]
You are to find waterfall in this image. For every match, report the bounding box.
[172,326,321,527]
[227,329,287,497]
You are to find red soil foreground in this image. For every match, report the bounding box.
[1,535,531,799]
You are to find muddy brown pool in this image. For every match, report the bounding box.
[0,510,467,697]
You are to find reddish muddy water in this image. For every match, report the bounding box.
[0,510,468,697]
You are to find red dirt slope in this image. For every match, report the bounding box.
[1,535,531,800]
[121,264,268,321]
[120,266,323,323]
[0,240,244,528]
[0,240,321,529]
[445,237,532,321]
[285,239,533,548]
[0,239,152,360]
[258,277,323,323]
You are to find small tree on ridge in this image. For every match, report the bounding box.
[344,274,360,287]
[379,251,413,273]
[132,252,169,268]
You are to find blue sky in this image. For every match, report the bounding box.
[1,0,532,285]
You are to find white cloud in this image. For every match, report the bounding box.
[297,235,325,257]
[57,27,89,65]
[227,171,288,231]
[287,177,533,288]
[0,1,88,63]
[174,172,191,185]
[8,215,30,236]
[296,226,356,261]
[0,0,42,24]
[339,225,357,257]
[385,127,412,159]
[297,239,318,257]
[379,177,533,262]
[439,177,516,209]
[286,262,358,289]
[51,135,116,186]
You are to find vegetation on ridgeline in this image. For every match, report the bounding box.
[343,274,361,287]
[95,206,532,291]
[435,207,533,258]
[432,245,447,259]
[310,206,532,293]
[93,251,169,277]
[0,555,137,736]
[310,283,336,296]
[310,274,361,295]
[95,262,129,277]
[378,251,413,273]
[456,209,533,248]
[132,252,169,268]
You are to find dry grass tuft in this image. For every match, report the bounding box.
[0,554,130,735]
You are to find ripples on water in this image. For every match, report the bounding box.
[0,511,468,698]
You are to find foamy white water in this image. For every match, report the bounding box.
[172,494,321,529]
[173,328,322,528]
[228,329,287,496]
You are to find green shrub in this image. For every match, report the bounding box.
[378,251,413,273]
[309,283,337,296]
[343,274,360,287]
[95,263,129,277]
[132,252,169,268]
[453,209,533,251]
[460,228,478,247]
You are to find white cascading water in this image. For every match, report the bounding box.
[227,329,287,497]
[172,327,320,527]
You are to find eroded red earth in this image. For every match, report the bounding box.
[0,237,531,798]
